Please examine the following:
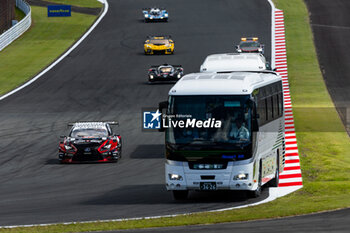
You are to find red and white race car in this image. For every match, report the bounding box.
[59,122,122,163]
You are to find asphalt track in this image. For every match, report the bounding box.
[305,0,350,134]
[92,2,350,233]
[0,0,271,226]
[97,208,350,233]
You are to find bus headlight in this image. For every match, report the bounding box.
[233,173,248,180]
[169,173,183,181]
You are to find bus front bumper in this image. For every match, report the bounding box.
[165,160,259,191]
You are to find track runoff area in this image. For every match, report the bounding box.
[0,1,303,229]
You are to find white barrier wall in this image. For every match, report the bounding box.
[0,0,31,51]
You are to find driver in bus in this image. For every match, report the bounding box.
[230,118,250,141]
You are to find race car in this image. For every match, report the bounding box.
[142,7,168,22]
[58,122,122,163]
[148,64,184,83]
[144,36,174,55]
[235,37,264,54]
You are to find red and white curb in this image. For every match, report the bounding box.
[273,9,303,188]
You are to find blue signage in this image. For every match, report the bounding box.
[48,5,71,17]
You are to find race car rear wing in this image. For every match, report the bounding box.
[142,7,166,10]
[150,64,182,68]
[67,121,119,126]
[146,35,172,39]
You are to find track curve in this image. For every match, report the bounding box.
[0,0,271,226]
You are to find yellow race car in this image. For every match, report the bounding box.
[144,36,174,55]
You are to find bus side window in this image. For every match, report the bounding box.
[258,99,266,126]
[279,92,283,116]
[267,97,273,122]
[273,94,278,118]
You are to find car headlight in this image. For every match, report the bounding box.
[169,174,183,181]
[258,48,262,52]
[233,173,248,180]
[145,14,149,18]
[164,13,168,17]
[237,49,242,52]
[177,74,181,79]
[149,75,154,79]
[103,144,111,150]
[64,145,72,150]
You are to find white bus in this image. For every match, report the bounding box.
[200,53,271,73]
[159,72,285,200]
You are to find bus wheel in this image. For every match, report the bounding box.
[173,190,188,200]
[270,155,280,187]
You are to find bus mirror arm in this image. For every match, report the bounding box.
[252,118,259,132]
[158,101,168,132]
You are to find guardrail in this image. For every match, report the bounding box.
[0,0,31,52]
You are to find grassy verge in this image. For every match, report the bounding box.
[15,7,25,21]
[0,0,349,232]
[47,0,103,8]
[0,4,99,95]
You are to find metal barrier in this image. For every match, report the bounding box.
[0,0,31,51]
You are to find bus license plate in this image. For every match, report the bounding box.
[200,182,217,191]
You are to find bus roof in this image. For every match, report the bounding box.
[169,72,281,95]
[200,53,267,72]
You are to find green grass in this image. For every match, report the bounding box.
[47,0,103,8]
[0,0,349,232]
[0,6,97,95]
[15,7,26,21]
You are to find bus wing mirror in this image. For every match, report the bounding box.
[158,101,168,132]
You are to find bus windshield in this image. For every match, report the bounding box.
[166,95,252,149]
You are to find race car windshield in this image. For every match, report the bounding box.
[160,67,172,73]
[240,41,259,48]
[149,39,168,44]
[70,128,108,138]
[150,9,160,14]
